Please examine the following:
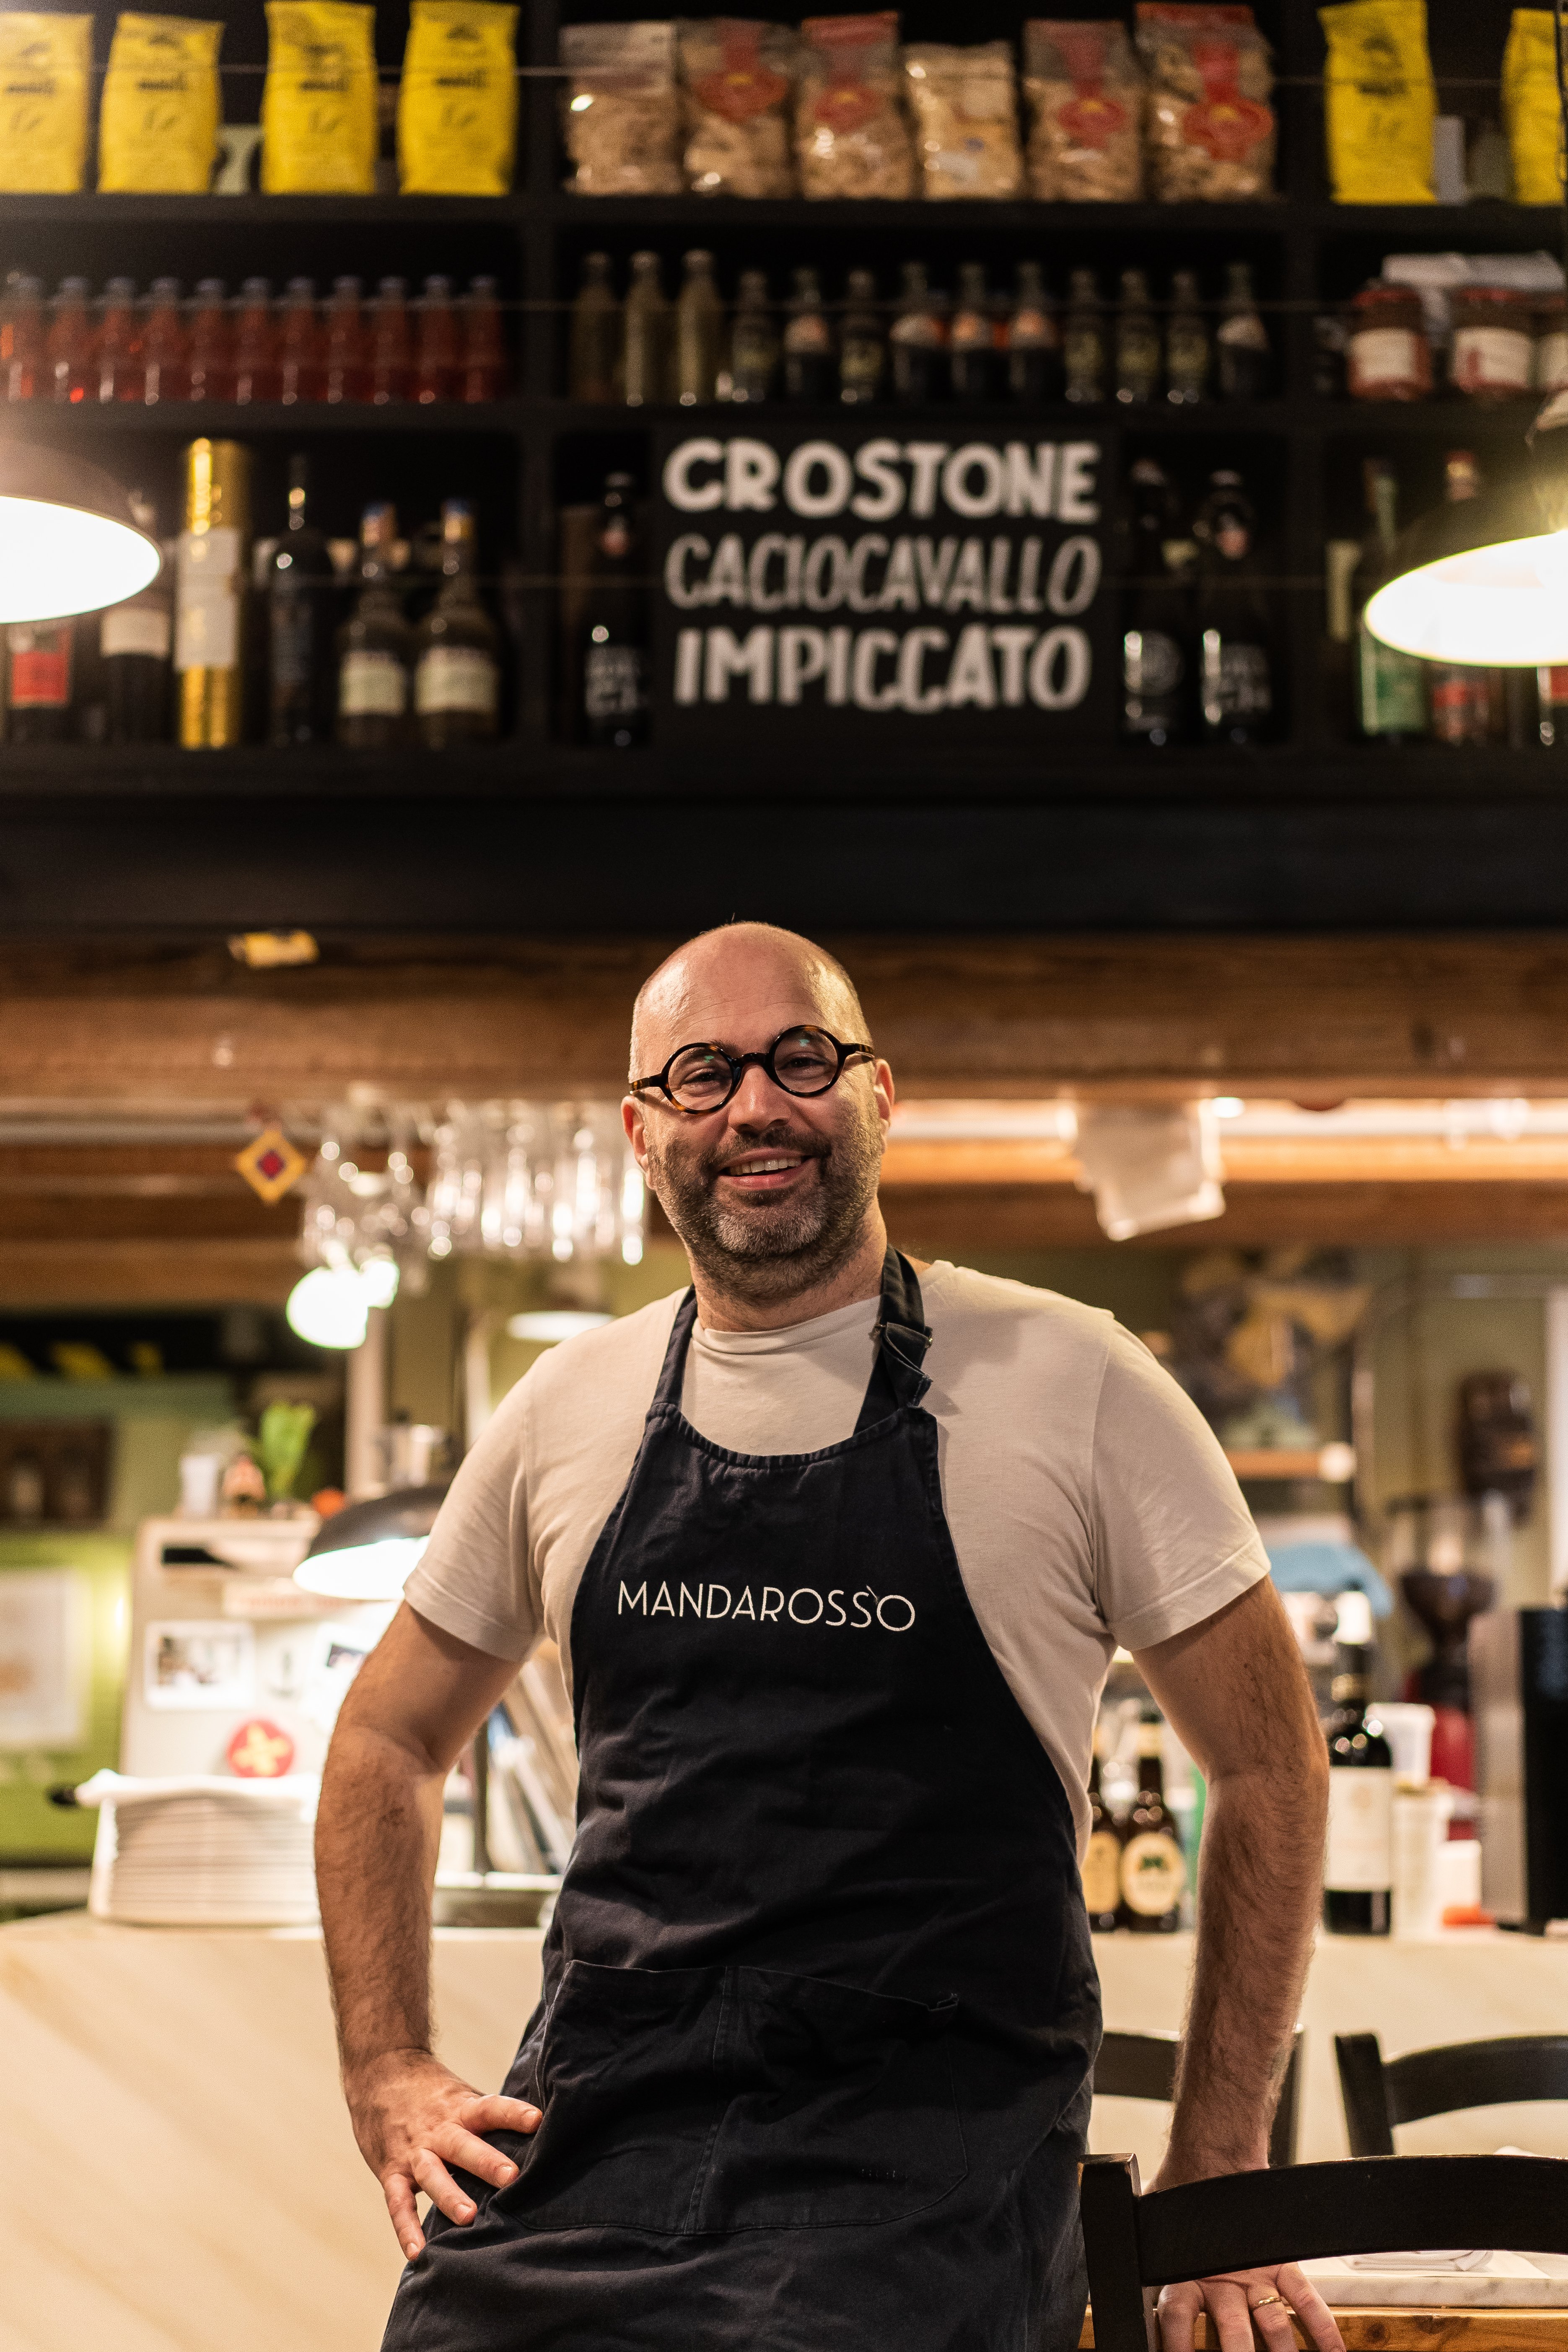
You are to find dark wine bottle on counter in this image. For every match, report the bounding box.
[1083,1727,1125,1934]
[839,268,885,405]
[1122,458,1191,747]
[1216,260,1270,401]
[1195,467,1273,744]
[268,455,338,746]
[949,262,998,402]
[582,472,648,749]
[1064,268,1106,405]
[414,499,500,747]
[1165,268,1210,405]
[1323,1653,1393,1935]
[336,501,410,748]
[890,261,945,403]
[783,266,834,405]
[570,252,621,403]
[1117,1718,1187,1934]
[102,491,172,744]
[1006,261,1062,403]
[726,270,778,404]
[1114,267,1160,407]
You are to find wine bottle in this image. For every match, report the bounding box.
[323,276,367,405]
[1114,267,1160,407]
[1006,261,1062,403]
[570,252,620,403]
[783,265,834,405]
[1122,458,1191,747]
[268,456,338,746]
[1083,1727,1125,1934]
[622,252,671,407]
[277,277,322,404]
[890,261,945,404]
[949,262,999,402]
[413,500,501,747]
[459,276,506,402]
[1323,1654,1393,1935]
[726,270,779,404]
[175,438,251,748]
[581,472,648,748]
[1216,260,1270,401]
[839,268,884,405]
[186,278,232,403]
[141,277,188,405]
[47,277,93,405]
[676,250,723,406]
[1195,467,1273,744]
[1,272,42,401]
[414,275,458,404]
[1165,268,1209,406]
[1353,460,1427,742]
[1063,268,1106,405]
[1117,1718,1187,1934]
[336,502,411,747]
[232,277,279,404]
[102,491,172,743]
[96,277,144,404]
[1428,453,1493,747]
[7,620,74,741]
[368,277,412,404]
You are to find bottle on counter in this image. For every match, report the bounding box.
[1063,268,1106,405]
[783,265,835,405]
[1323,1648,1394,1935]
[1114,267,1160,407]
[186,278,233,403]
[1117,1717,1187,1934]
[581,471,648,749]
[6,619,74,740]
[622,251,672,407]
[102,490,172,743]
[725,269,779,404]
[570,252,621,403]
[141,277,188,405]
[1122,457,1192,748]
[175,437,251,749]
[459,276,507,402]
[47,276,93,404]
[1428,451,1494,747]
[1165,268,1210,406]
[336,500,411,747]
[233,277,280,405]
[96,277,144,403]
[323,277,367,405]
[368,277,412,404]
[950,262,999,403]
[1353,459,1427,742]
[1006,261,1061,403]
[1195,467,1273,744]
[413,498,501,747]
[414,275,458,404]
[267,455,338,746]
[676,249,723,407]
[890,260,945,404]
[1216,260,1269,401]
[1,272,42,401]
[1083,1724,1125,1934]
[838,269,884,405]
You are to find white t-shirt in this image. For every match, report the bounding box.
[406,1262,1269,1853]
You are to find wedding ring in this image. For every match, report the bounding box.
[1250,2295,1285,2311]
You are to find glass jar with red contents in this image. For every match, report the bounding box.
[1345,283,1431,402]
[1450,284,1534,403]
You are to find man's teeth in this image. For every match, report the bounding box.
[730,1156,803,1173]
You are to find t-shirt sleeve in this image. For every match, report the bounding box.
[403,1376,539,1662]
[1089,1322,1270,1653]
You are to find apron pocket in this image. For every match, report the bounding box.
[504,1958,730,2234]
[697,1966,967,2231]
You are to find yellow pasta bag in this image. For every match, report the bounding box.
[1319,0,1435,202]
[397,0,518,193]
[0,13,91,193]
[1503,10,1563,204]
[262,0,377,193]
[98,15,223,193]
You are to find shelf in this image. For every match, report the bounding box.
[11,400,528,436]
[548,194,1294,237]
[0,193,523,226]
[544,397,1292,433]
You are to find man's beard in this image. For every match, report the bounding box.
[643,1094,883,1302]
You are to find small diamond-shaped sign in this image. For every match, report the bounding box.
[234,1123,307,1205]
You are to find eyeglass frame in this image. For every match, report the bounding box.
[629,1026,877,1117]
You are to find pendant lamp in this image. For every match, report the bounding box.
[293,1481,451,1602]
[0,442,161,621]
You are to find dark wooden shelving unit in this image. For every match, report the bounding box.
[0,0,1562,932]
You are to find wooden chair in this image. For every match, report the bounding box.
[1335,2030,1568,2158]
[1093,2028,1304,2168]
[1081,2150,1568,2352]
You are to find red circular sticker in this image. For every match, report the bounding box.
[1058,93,1127,150]
[227,1717,296,1779]
[1181,95,1270,162]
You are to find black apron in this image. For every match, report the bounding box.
[385,1250,1099,2352]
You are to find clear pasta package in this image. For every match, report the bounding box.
[262,0,379,194]
[99,14,223,193]
[1319,0,1434,203]
[1136,2,1275,201]
[1023,20,1144,200]
[0,12,92,193]
[398,0,519,195]
[1503,8,1563,206]
[561,20,683,194]
[679,18,797,196]
[903,41,1022,200]
[796,12,915,199]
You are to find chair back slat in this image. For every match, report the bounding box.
[1133,2154,1568,2287]
[1334,2030,1396,2158]
[1092,2028,1303,2165]
[1387,2035,1568,2127]
[1079,2155,1156,2352]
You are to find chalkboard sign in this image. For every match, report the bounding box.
[652,422,1115,755]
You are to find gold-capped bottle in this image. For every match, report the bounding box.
[1117,1716,1187,1933]
[1082,1724,1125,1934]
[175,438,251,747]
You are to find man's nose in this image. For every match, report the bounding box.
[726,1061,790,1125]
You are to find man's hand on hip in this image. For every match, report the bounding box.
[1156,2262,1345,2352]
[345,2049,541,2260]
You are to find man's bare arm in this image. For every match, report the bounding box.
[316,1603,541,2258]
[1132,1575,1342,2352]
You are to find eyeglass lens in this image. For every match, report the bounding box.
[665,1026,845,1111]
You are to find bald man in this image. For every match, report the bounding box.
[318,923,1340,2352]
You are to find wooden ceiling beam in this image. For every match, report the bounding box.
[883,1182,1568,1253]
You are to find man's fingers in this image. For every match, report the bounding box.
[1203,2279,1258,2352]
[1249,2301,1298,2352]
[410,2146,478,2225]
[382,2170,427,2263]
[1276,2268,1345,2352]
[458,2093,542,2137]
[1154,2279,1201,2352]
[428,2120,524,2188]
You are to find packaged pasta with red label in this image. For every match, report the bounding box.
[1136,3,1276,200]
[679,18,796,194]
[1024,20,1144,200]
[796,12,915,198]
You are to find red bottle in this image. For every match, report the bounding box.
[1,273,42,401]
[233,276,280,404]
[413,274,457,404]
[277,275,323,405]
[47,277,93,404]
[323,275,367,403]
[459,275,506,403]
[186,278,233,402]
[368,276,411,403]
[96,277,145,403]
[140,276,188,404]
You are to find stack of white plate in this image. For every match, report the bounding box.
[76,1771,320,1927]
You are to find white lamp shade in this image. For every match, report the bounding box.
[1363,529,1568,669]
[0,444,161,621]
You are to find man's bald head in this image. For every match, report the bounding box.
[629,923,869,1079]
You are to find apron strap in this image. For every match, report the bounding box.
[650,1288,700,1415]
[855,1247,932,1427]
